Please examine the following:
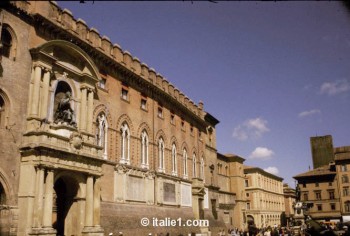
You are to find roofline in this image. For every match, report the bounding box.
[217,153,245,163]
[244,166,283,181]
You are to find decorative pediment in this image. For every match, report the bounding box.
[30,40,101,84]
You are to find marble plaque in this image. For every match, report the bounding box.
[204,187,209,209]
[181,183,192,206]
[163,182,176,203]
[127,176,145,201]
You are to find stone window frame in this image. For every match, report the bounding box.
[183,148,188,179]
[345,201,350,212]
[192,153,197,178]
[158,137,165,173]
[170,112,175,126]
[200,156,205,181]
[140,97,147,111]
[1,24,17,61]
[140,130,149,169]
[303,192,308,201]
[157,105,164,119]
[245,179,249,188]
[120,122,130,165]
[314,191,322,200]
[0,92,9,128]
[330,203,336,211]
[171,143,177,176]
[328,190,335,200]
[120,84,129,102]
[341,164,348,172]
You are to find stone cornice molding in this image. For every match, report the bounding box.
[27,9,213,129]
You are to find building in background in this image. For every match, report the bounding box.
[293,163,341,223]
[216,153,248,230]
[310,135,334,169]
[243,166,285,228]
[293,135,350,224]
[334,146,350,223]
[283,183,296,226]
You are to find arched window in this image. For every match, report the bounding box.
[193,153,197,178]
[171,144,177,176]
[345,201,350,212]
[1,25,17,60]
[158,137,165,172]
[96,113,108,159]
[200,157,205,182]
[183,149,188,179]
[141,130,149,169]
[120,123,130,164]
[0,95,5,127]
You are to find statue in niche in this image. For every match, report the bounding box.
[96,113,106,147]
[54,91,77,127]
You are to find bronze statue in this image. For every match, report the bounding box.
[54,91,77,127]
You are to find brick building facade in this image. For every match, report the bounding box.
[0,1,244,235]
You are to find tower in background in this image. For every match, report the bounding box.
[310,135,334,169]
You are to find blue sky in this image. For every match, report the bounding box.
[57,1,350,187]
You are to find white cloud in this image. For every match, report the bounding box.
[298,109,321,118]
[233,117,270,141]
[264,166,279,176]
[320,80,350,95]
[249,147,274,160]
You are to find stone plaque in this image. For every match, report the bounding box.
[204,187,209,209]
[163,182,176,203]
[127,176,145,201]
[181,183,192,206]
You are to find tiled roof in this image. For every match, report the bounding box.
[293,165,335,179]
[244,165,283,181]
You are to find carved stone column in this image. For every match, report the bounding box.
[31,66,42,117]
[80,88,87,131]
[42,169,54,227]
[87,89,94,133]
[40,69,51,119]
[33,166,44,228]
[83,175,104,236]
[93,180,101,227]
[85,175,94,227]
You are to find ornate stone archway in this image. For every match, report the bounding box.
[18,40,105,236]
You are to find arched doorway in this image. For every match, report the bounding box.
[247,215,255,226]
[53,175,81,236]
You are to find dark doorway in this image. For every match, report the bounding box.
[54,178,67,236]
[53,177,78,236]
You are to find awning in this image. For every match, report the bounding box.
[343,216,350,223]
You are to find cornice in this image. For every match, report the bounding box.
[31,12,210,130]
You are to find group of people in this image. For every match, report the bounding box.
[226,226,293,236]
